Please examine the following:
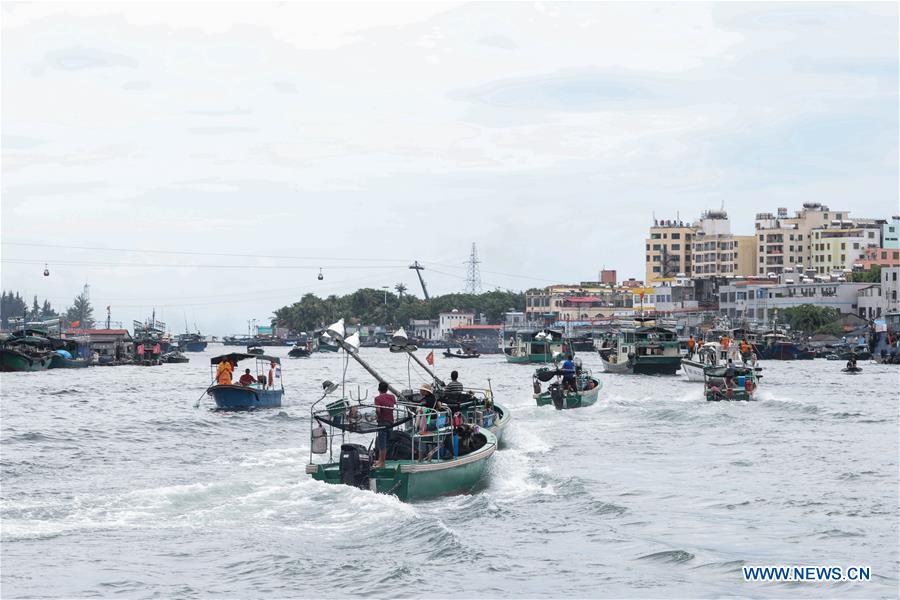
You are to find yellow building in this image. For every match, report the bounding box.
[645,218,696,284]
[691,210,757,279]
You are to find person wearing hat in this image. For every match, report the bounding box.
[419,382,438,410]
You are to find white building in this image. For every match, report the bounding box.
[882,266,900,314]
[409,319,439,340]
[718,279,870,322]
[857,285,883,320]
[438,310,474,340]
[883,216,900,249]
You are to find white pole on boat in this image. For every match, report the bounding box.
[326,319,403,396]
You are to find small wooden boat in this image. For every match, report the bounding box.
[842,366,863,374]
[704,364,759,401]
[161,351,190,364]
[288,344,311,358]
[443,347,481,359]
[205,353,284,409]
[533,365,602,409]
[49,351,91,369]
[246,345,264,355]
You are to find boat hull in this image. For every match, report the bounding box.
[680,359,707,382]
[49,355,92,369]
[535,377,602,409]
[307,430,496,501]
[181,341,208,352]
[506,353,554,364]
[0,349,53,372]
[207,384,283,409]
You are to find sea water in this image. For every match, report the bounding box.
[1,349,898,597]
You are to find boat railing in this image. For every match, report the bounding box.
[310,401,470,466]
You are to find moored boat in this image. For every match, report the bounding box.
[0,347,53,372]
[176,332,208,352]
[205,353,284,409]
[161,351,190,364]
[288,342,312,358]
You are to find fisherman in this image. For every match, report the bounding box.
[560,354,577,392]
[724,359,736,389]
[445,370,464,394]
[373,381,396,469]
[216,358,233,385]
[238,368,256,386]
[419,383,438,410]
[267,360,279,389]
[740,338,750,356]
[687,335,696,359]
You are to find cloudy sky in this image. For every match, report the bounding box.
[2,1,897,334]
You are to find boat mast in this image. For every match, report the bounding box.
[327,328,403,397]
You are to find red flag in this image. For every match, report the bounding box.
[426,351,434,366]
[71,320,81,328]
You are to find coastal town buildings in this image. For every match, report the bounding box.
[883,216,899,249]
[810,220,884,275]
[645,218,694,283]
[690,210,756,279]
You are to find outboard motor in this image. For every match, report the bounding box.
[339,443,370,488]
[549,383,564,410]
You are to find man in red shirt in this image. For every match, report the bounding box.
[238,368,256,386]
[373,381,396,468]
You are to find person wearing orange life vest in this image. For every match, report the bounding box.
[216,359,234,385]
[687,335,696,359]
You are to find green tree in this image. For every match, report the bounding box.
[41,299,57,319]
[30,296,41,321]
[66,293,94,327]
[1,291,28,328]
[780,304,841,334]
[850,265,881,283]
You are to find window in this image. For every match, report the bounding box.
[841,243,845,250]
[653,244,661,250]
[672,233,681,239]
[836,213,842,220]
[759,235,764,241]
[646,244,650,251]
[853,243,859,250]
[672,244,680,250]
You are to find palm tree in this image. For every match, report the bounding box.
[394,283,407,302]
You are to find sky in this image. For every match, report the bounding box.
[1,1,897,334]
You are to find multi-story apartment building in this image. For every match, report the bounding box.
[810,221,882,275]
[690,210,756,279]
[882,266,899,314]
[753,203,846,276]
[881,216,899,249]
[645,218,695,284]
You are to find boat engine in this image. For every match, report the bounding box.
[339,443,370,488]
[549,383,565,410]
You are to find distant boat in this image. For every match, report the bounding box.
[598,318,682,375]
[504,329,563,364]
[288,343,312,358]
[161,351,190,364]
[704,364,759,401]
[443,347,481,359]
[205,353,284,409]
[247,345,264,355]
[176,332,207,352]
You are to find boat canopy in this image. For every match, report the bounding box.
[211,353,281,365]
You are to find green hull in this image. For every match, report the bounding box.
[506,353,554,364]
[307,430,496,501]
[0,349,53,372]
[49,355,92,369]
[535,377,602,409]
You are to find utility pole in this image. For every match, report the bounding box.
[409,261,430,300]
[464,242,482,294]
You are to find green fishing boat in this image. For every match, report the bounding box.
[704,363,759,401]
[305,320,496,500]
[306,402,497,501]
[533,364,602,409]
[0,347,53,372]
[504,329,564,364]
[388,327,512,443]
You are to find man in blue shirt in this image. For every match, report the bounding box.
[560,354,577,391]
